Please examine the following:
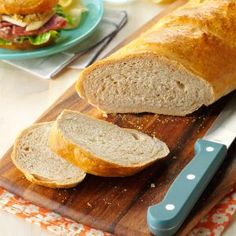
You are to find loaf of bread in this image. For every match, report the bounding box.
[76,0,236,116]
[12,122,86,188]
[49,110,169,177]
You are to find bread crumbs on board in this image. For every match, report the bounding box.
[150,183,156,188]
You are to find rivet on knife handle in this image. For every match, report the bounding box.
[147,139,227,236]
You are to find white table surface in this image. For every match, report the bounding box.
[0,1,235,235]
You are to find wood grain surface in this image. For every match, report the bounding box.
[0,1,235,235]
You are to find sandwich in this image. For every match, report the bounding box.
[0,0,86,50]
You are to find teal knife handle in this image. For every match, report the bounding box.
[147,139,227,236]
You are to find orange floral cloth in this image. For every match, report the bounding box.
[190,191,236,236]
[0,187,235,236]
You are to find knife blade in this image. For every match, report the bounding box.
[204,94,236,148]
[147,93,236,236]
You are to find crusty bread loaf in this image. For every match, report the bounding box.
[76,0,236,116]
[12,122,86,188]
[0,0,59,15]
[49,110,169,177]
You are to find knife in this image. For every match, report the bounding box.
[147,93,236,236]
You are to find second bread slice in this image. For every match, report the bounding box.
[49,110,169,177]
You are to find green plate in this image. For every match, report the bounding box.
[0,0,103,59]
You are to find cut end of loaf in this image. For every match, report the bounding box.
[49,110,169,177]
[77,54,214,116]
[12,122,86,188]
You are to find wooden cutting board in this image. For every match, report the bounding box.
[0,1,235,235]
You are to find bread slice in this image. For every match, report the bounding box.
[0,0,59,15]
[49,110,169,177]
[12,122,86,188]
[76,0,236,116]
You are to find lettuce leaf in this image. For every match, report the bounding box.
[0,38,11,45]
[54,4,87,28]
[54,5,74,25]
[27,30,59,45]
[0,31,59,46]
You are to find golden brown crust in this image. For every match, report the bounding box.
[49,122,156,177]
[0,37,55,50]
[77,0,236,109]
[23,171,80,189]
[0,0,59,15]
[11,122,85,189]
[142,0,236,101]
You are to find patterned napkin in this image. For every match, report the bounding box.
[2,10,127,79]
[0,187,235,235]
